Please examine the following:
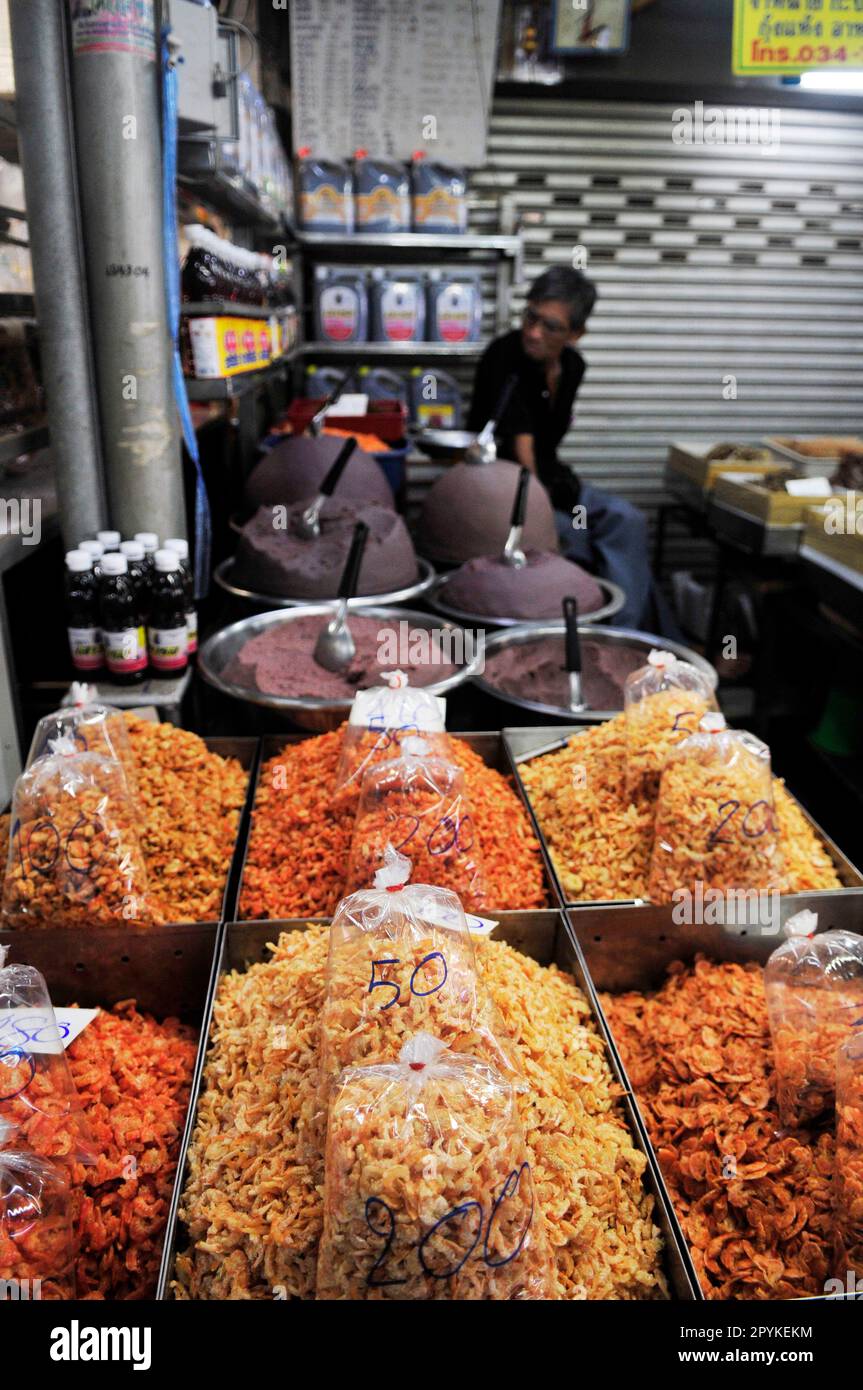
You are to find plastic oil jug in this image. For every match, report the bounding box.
[313,266,368,343]
[353,150,410,233]
[426,270,482,342]
[409,366,463,429]
[296,149,354,232]
[369,269,425,342]
[411,152,467,233]
[357,366,409,406]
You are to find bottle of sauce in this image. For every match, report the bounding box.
[163,537,197,663]
[79,538,104,574]
[96,529,121,554]
[119,539,150,617]
[64,549,104,675]
[147,549,189,678]
[134,532,159,580]
[98,553,147,685]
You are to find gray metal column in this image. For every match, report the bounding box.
[67,0,187,542]
[9,0,108,547]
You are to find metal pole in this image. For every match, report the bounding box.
[67,0,187,542]
[8,0,108,547]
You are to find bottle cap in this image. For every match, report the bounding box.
[164,538,189,560]
[354,147,368,159]
[297,145,311,158]
[65,549,92,572]
[120,540,144,560]
[134,532,159,553]
[101,553,128,576]
[97,530,121,549]
[154,548,179,573]
[79,539,104,557]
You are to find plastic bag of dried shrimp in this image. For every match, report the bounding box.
[310,845,520,1163]
[26,688,139,799]
[623,648,717,800]
[1,738,151,929]
[834,1031,863,1281]
[344,737,486,909]
[764,910,863,1130]
[316,1033,556,1300]
[646,713,784,904]
[0,1142,78,1299]
[0,945,96,1163]
[334,669,451,795]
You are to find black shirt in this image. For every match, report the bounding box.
[467,329,586,510]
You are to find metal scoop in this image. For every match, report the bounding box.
[307,371,351,438]
[296,435,358,539]
[313,521,369,673]
[502,465,530,568]
[563,595,586,712]
[465,373,518,465]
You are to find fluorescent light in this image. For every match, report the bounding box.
[797,70,863,91]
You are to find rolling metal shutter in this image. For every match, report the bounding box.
[468,96,863,576]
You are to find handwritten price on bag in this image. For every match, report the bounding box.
[368,952,448,1010]
[364,1162,534,1286]
[386,809,475,857]
[707,798,776,850]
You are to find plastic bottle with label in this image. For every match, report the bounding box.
[65,550,103,675]
[147,550,189,679]
[119,540,150,618]
[78,538,104,574]
[163,537,197,662]
[408,365,463,429]
[353,149,410,232]
[426,269,482,342]
[134,532,159,579]
[410,152,467,233]
[369,268,426,343]
[296,148,354,232]
[96,529,121,553]
[98,554,147,685]
[313,266,368,343]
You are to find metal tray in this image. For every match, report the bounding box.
[503,725,863,924]
[233,730,559,920]
[213,555,438,610]
[473,624,717,725]
[706,497,804,557]
[158,911,698,1300]
[575,912,863,1302]
[427,570,625,629]
[0,922,223,1298]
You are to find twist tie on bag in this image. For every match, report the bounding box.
[699,712,726,735]
[64,682,99,709]
[647,649,676,671]
[46,734,79,758]
[374,843,412,893]
[383,670,409,689]
[400,1033,448,1077]
[784,909,818,939]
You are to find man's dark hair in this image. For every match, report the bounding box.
[527,266,597,330]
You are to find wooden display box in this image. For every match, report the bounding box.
[712,471,837,526]
[666,440,778,491]
[804,494,863,574]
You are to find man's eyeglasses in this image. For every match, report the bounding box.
[523,305,570,336]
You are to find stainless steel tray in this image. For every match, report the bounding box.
[706,497,804,557]
[158,911,698,1300]
[235,730,559,919]
[503,725,863,923]
[0,922,223,1299]
[473,624,717,725]
[574,912,863,1302]
[213,554,437,610]
[198,605,482,732]
[427,570,625,629]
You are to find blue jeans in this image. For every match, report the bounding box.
[555,481,682,638]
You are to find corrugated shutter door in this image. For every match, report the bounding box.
[468,96,863,576]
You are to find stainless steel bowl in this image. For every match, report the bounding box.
[213,555,437,610]
[412,428,479,461]
[198,604,483,732]
[427,571,626,628]
[473,623,718,724]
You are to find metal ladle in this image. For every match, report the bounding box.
[296,435,358,539]
[313,521,369,673]
[563,595,587,712]
[501,465,530,568]
[465,373,519,465]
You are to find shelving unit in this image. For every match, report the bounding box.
[296,340,485,359]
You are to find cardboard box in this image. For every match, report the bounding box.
[804,493,863,574]
[713,471,836,525]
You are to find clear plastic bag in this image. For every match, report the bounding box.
[0,1148,78,1299]
[316,1033,556,1300]
[344,739,486,909]
[2,740,152,929]
[624,648,718,801]
[334,671,451,796]
[833,1032,863,1281]
[647,713,785,903]
[764,912,863,1129]
[312,846,519,1161]
[26,695,139,800]
[0,945,96,1163]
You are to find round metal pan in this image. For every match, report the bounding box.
[412,428,478,460]
[472,622,718,724]
[198,604,482,731]
[427,570,626,629]
[213,555,437,610]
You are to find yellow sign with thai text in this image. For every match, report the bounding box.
[733,0,863,75]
